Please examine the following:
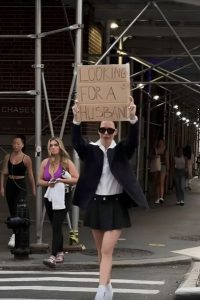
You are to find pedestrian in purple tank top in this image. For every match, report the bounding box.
[37,137,79,268]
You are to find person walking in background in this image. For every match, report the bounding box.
[38,137,79,268]
[0,134,36,248]
[174,147,186,206]
[71,97,148,300]
[183,144,194,190]
[149,141,161,200]
[196,153,200,178]
[154,139,169,204]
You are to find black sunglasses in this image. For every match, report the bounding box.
[99,127,116,134]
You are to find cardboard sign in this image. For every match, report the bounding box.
[76,64,130,121]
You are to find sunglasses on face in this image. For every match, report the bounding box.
[99,127,116,134]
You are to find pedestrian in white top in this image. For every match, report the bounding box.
[174,147,186,206]
[72,96,148,300]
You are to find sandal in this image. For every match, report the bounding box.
[55,251,64,263]
[43,255,56,268]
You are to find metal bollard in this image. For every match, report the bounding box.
[5,198,30,259]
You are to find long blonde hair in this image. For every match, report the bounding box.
[47,137,71,170]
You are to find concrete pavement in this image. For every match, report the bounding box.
[1,177,200,298]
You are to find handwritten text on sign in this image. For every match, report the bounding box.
[77,64,130,121]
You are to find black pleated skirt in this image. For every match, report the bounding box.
[84,194,131,230]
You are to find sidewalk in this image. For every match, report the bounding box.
[1,178,200,294]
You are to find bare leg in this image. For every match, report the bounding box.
[92,230,104,263]
[188,178,192,190]
[153,172,158,199]
[160,171,166,198]
[92,229,122,285]
[155,172,161,200]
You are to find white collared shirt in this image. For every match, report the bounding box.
[90,139,123,195]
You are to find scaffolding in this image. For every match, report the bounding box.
[0,0,84,249]
[0,0,199,247]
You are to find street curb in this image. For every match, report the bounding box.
[112,255,192,267]
[175,261,200,299]
[0,255,191,270]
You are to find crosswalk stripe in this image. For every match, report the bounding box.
[0,271,99,275]
[0,286,160,294]
[0,276,165,285]
[0,270,164,296]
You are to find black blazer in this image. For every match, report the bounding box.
[72,122,149,210]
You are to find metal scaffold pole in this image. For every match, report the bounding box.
[33,0,46,250]
[69,0,85,250]
[144,76,152,199]
[136,70,144,181]
[35,0,42,244]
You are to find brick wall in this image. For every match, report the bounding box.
[0,0,75,135]
[0,0,104,139]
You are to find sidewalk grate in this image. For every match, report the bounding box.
[81,248,154,258]
[170,235,200,241]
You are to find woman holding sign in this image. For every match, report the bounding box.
[72,96,148,300]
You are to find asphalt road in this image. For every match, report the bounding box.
[0,264,190,300]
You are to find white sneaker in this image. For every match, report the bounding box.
[8,234,15,248]
[106,283,113,299]
[155,199,160,204]
[95,285,107,300]
[180,200,184,206]
[159,197,164,203]
[43,255,56,268]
